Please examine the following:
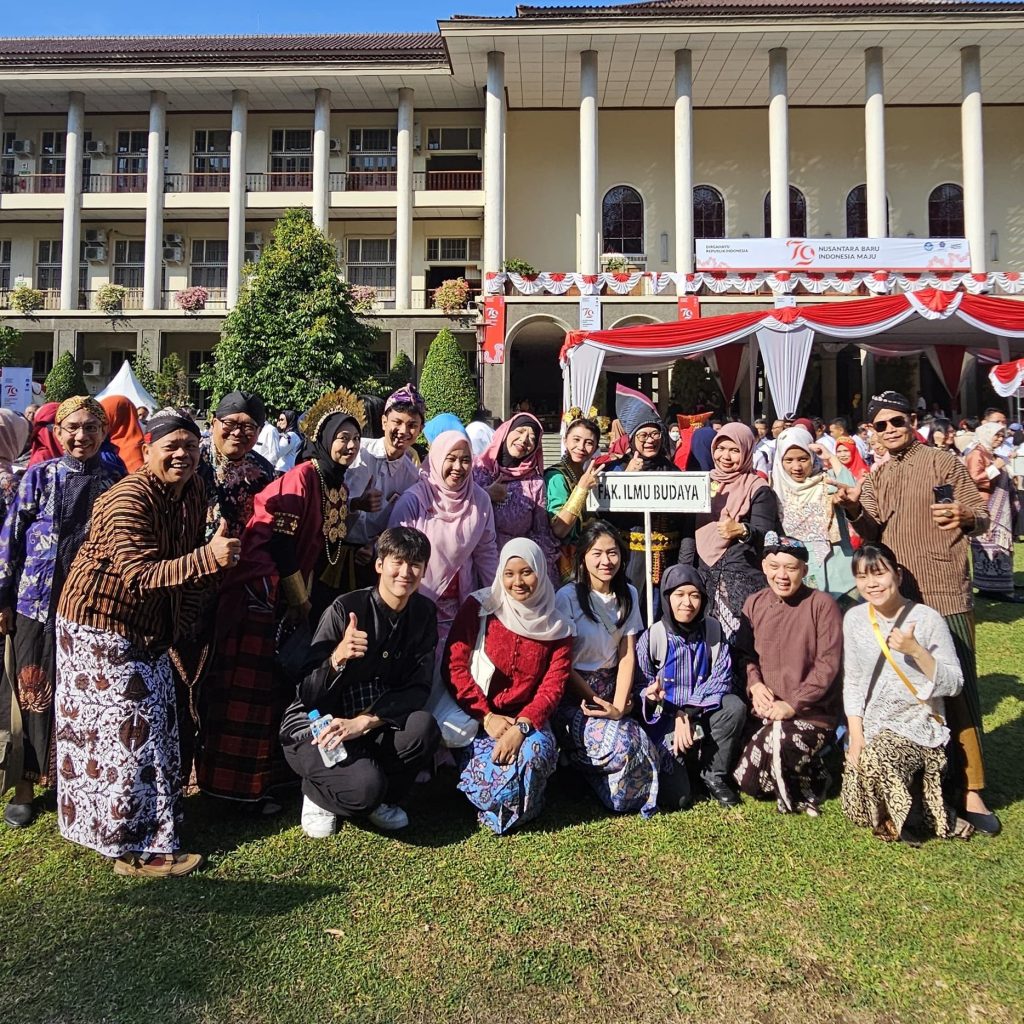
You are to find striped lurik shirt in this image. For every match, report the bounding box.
[850,441,988,616]
[58,468,221,652]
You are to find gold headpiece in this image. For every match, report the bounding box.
[562,405,599,425]
[300,388,365,443]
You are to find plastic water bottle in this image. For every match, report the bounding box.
[308,709,347,767]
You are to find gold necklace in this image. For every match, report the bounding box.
[314,463,348,566]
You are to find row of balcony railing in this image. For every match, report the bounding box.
[0,170,483,196]
[0,287,229,312]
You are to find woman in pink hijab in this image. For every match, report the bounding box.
[473,413,559,584]
[389,430,498,658]
[677,422,781,641]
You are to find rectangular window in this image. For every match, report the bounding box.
[1,132,15,191]
[0,239,11,291]
[36,240,62,291]
[347,128,397,190]
[187,350,214,409]
[192,130,231,190]
[426,237,482,262]
[33,350,54,377]
[269,129,312,189]
[112,239,145,289]
[190,239,229,290]
[426,127,482,151]
[110,349,134,376]
[346,238,397,296]
[115,129,148,192]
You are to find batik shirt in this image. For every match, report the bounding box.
[196,437,275,542]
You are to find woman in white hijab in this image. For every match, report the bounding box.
[965,421,1018,598]
[440,537,572,834]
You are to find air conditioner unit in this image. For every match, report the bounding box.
[163,233,184,247]
[244,231,263,246]
[84,140,107,156]
[11,140,34,156]
[83,229,107,244]
[412,123,422,151]
[329,138,343,154]
[84,245,107,262]
[82,360,103,377]
[162,246,184,263]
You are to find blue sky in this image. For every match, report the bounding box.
[2,1,515,38]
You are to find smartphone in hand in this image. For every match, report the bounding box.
[933,483,954,504]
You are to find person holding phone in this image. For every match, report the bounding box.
[553,521,660,817]
[832,390,1000,836]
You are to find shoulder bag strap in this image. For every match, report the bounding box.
[867,604,943,724]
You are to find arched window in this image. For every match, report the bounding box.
[763,186,807,237]
[846,184,890,238]
[928,183,964,237]
[602,185,644,256]
[693,185,725,239]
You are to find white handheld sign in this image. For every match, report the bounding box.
[587,472,711,623]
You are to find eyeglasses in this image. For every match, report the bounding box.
[634,429,662,443]
[217,418,258,436]
[872,415,908,432]
[59,422,103,436]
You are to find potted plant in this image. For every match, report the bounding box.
[501,257,539,294]
[433,277,472,315]
[94,283,128,315]
[349,284,378,314]
[604,254,630,272]
[175,285,209,313]
[10,285,44,316]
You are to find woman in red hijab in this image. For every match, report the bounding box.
[99,395,145,473]
[27,402,62,466]
[834,435,869,482]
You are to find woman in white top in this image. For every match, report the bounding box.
[553,520,661,817]
[841,542,971,843]
[273,410,304,472]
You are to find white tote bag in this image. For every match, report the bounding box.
[429,606,496,749]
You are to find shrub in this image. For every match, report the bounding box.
[418,327,477,425]
[175,286,208,312]
[94,284,127,314]
[44,352,89,403]
[501,257,537,277]
[0,324,22,366]
[10,285,44,316]
[387,351,416,391]
[433,277,471,315]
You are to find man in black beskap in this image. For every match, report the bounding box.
[280,526,440,838]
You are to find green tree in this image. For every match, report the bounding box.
[387,351,416,391]
[43,352,89,403]
[0,325,22,367]
[155,352,191,408]
[198,208,376,410]
[418,328,477,424]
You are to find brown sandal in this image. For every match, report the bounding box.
[113,852,204,878]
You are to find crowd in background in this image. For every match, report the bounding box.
[0,375,1015,878]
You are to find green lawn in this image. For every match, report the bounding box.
[2,560,1022,1024]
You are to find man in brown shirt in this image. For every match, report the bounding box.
[834,390,1000,835]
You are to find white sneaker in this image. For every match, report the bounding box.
[301,795,337,838]
[367,803,409,830]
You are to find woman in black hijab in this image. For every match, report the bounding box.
[634,564,747,810]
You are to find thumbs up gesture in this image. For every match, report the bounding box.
[334,611,369,665]
[888,621,922,657]
[209,518,242,568]
[354,481,383,514]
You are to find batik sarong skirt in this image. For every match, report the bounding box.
[54,617,182,858]
[733,717,831,811]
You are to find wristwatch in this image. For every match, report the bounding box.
[515,718,532,736]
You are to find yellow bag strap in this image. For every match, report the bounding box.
[867,605,943,724]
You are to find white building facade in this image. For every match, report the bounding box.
[2,1,1023,418]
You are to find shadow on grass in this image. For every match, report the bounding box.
[976,594,1024,624]
[978,672,1024,810]
[2,878,338,1024]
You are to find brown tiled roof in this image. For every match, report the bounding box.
[508,0,1024,15]
[0,33,447,66]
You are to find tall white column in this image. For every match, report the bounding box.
[396,87,414,310]
[60,91,85,311]
[961,45,986,273]
[143,90,166,311]
[864,48,887,238]
[227,89,248,308]
[579,50,600,274]
[0,95,5,174]
[312,88,331,233]
[768,48,790,238]
[674,50,694,274]
[483,51,506,276]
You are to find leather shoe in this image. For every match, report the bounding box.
[3,801,37,828]
[704,776,740,807]
[961,809,1002,836]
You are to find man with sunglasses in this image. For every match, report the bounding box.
[832,390,1000,835]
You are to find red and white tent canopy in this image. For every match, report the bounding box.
[560,288,1024,415]
[989,358,1024,398]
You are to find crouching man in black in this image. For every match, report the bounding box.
[281,526,441,837]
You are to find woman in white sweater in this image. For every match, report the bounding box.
[841,542,972,843]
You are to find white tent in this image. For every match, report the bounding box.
[95,361,159,410]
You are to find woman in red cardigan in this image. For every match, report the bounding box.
[441,537,572,835]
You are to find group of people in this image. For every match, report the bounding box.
[0,376,1007,880]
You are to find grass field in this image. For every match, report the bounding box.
[2,560,1022,1024]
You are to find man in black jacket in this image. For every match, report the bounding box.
[280,526,440,836]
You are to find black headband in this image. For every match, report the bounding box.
[215,390,267,427]
[866,391,912,423]
[144,413,201,444]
